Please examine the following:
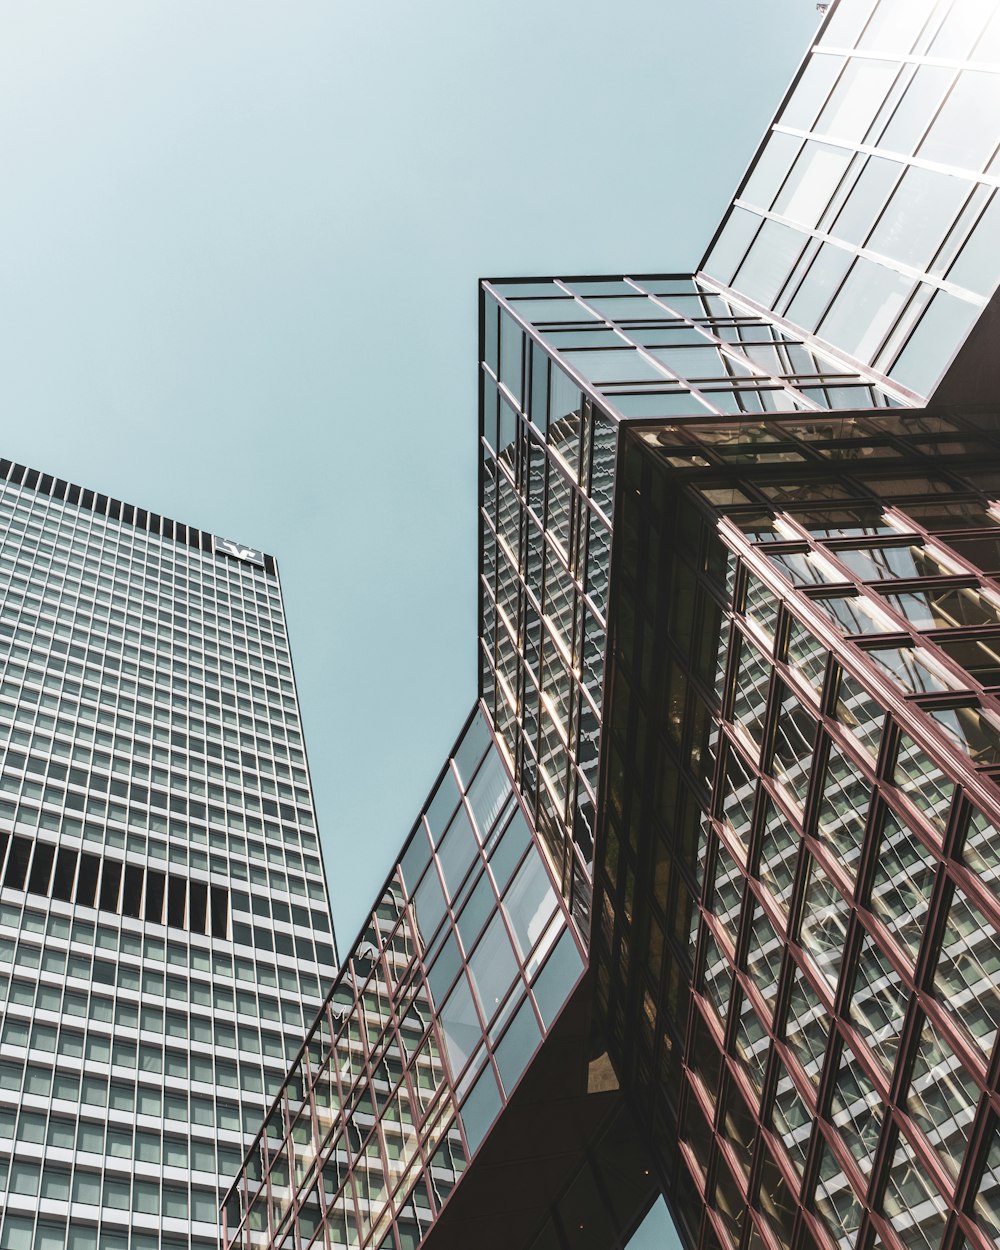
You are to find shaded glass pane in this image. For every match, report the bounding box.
[814,1137,863,1249]
[783,963,829,1085]
[869,809,936,960]
[850,935,909,1073]
[881,1131,948,1250]
[831,1044,883,1175]
[799,860,849,992]
[906,1017,979,1180]
[816,743,870,879]
[933,887,1000,1057]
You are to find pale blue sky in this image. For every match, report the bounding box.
[0,3,818,1244]
[0,0,818,935]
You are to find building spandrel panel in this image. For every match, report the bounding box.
[0,462,336,1250]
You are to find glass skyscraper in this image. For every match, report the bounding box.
[0,462,335,1250]
[21,1,1000,1249]
[229,2,1000,1249]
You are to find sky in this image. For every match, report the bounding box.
[0,2,819,1244]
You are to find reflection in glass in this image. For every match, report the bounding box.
[933,887,1000,1057]
[881,1131,949,1250]
[814,1138,863,1249]
[757,798,800,915]
[906,1017,979,1180]
[835,672,885,759]
[831,1044,882,1175]
[974,1120,1000,1240]
[783,964,829,1085]
[799,861,849,992]
[771,1064,812,1172]
[770,686,817,807]
[869,810,936,960]
[816,744,870,879]
[880,584,1000,631]
[893,733,955,833]
[850,934,909,1073]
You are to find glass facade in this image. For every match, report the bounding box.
[594,415,1000,1250]
[0,463,335,1250]
[704,0,1000,398]
[234,3,1000,1249]
[479,272,901,929]
[223,710,587,1250]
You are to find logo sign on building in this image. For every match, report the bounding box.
[214,536,265,568]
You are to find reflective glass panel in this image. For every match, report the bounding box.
[933,887,1000,1057]
[906,1017,980,1180]
[830,1044,883,1175]
[850,934,909,1073]
[869,809,936,960]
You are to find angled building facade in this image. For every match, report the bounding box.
[229,3,1000,1250]
[0,464,336,1250]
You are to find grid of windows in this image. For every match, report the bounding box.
[479,275,901,932]
[704,0,1000,398]
[224,711,585,1250]
[0,472,335,1250]
[595,417,1000,1250]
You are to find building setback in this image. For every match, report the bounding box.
[0,465,336,1250]
[232,0,1000,1248]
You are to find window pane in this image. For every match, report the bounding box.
[799,860,849,993]
[905,1017,980,1180]
[757,798,800,915]
[919,69,1000,171]
[814,1138,863,1249]
[731,638,772,751]
[893,733,955,833]
[816,743,871,879]
[745,906,783,1014]
[881,1131,948,1250]
[973,1119,1000,1240]
[783,964,830,1085]
[869,810,936,959]
[771,1063,812,1172]
[933,887,1000,1057]
[850,934,909,1073]
[770,686,817,807]
[831,1043,883,1175]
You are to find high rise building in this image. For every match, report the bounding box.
[0,462,336,1250]
[221,2,1000,1249]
